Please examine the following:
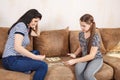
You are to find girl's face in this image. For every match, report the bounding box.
[80,21,91,32]
[28,18,40,30]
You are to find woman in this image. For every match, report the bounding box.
[66,14,103,80]
[2,9,48,80]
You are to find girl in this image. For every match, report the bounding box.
[2,9,48,80]
[66,14,103,80]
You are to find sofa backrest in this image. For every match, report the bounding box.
[1,27,119,58]
[99,28,120,52]
[33,28,69,57]
[69,31,80,53]
[0,27,9,58]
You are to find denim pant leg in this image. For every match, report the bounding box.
[84,58,103,80]
[24,50,40,74]
[75,62,87,80]
[31,50,40,55]
[11,57,48,80]
[2,56,48,80]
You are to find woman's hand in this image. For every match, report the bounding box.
[35,55,45,60]
[65,59,77,65]
[67,53,76,58]
[30,29,40,37]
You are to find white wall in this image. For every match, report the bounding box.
[0,0,120,31]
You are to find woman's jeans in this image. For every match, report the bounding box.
[2,50,48,80]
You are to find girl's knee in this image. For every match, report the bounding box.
[75,63,84,74]
[75,63,81,70]
[84,72,95,80]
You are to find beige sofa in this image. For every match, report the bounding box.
[0,27,120,80]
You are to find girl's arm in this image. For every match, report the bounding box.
[14,34,44,60]
[74,45,82,56]
[75,46,98,62]
[66,46,98,65]
[68,45,82,58]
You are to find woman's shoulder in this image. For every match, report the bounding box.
[15,22,26,27]
[13,22,28,33]
[15,22,27,29]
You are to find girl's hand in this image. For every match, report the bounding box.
[65,59,77,65]
[67,53,76,58]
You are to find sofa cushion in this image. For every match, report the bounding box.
[0,27,9,58]
[0,68,31,80]
[69,31,80,53]
[106,42,120,58]
[33,28,69,57]
[108,42,120,52]
[99,28,120,52]
[95,63,113,80]
[69,29,106,55]
[103,55,120,80]
[106,52,120,59]
[45,65,74,80]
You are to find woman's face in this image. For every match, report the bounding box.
[80,21,91,32]
[28,18,40,30]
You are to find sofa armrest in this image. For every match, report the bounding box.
[103,55,120,80]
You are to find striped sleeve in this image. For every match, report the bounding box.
[14,22,27,36]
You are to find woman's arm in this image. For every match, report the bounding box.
[14,34,44,60]
[30,29,40,36]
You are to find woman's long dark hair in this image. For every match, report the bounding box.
[8,9,42,35]
[80,14,96,54]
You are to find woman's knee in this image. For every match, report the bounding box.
[43,62,48,70]
[38,61,48,71]
[31,50,40,55]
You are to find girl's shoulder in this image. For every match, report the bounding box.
[79,31,84,37]
[94,32,99,38]
[92,32,100,41]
